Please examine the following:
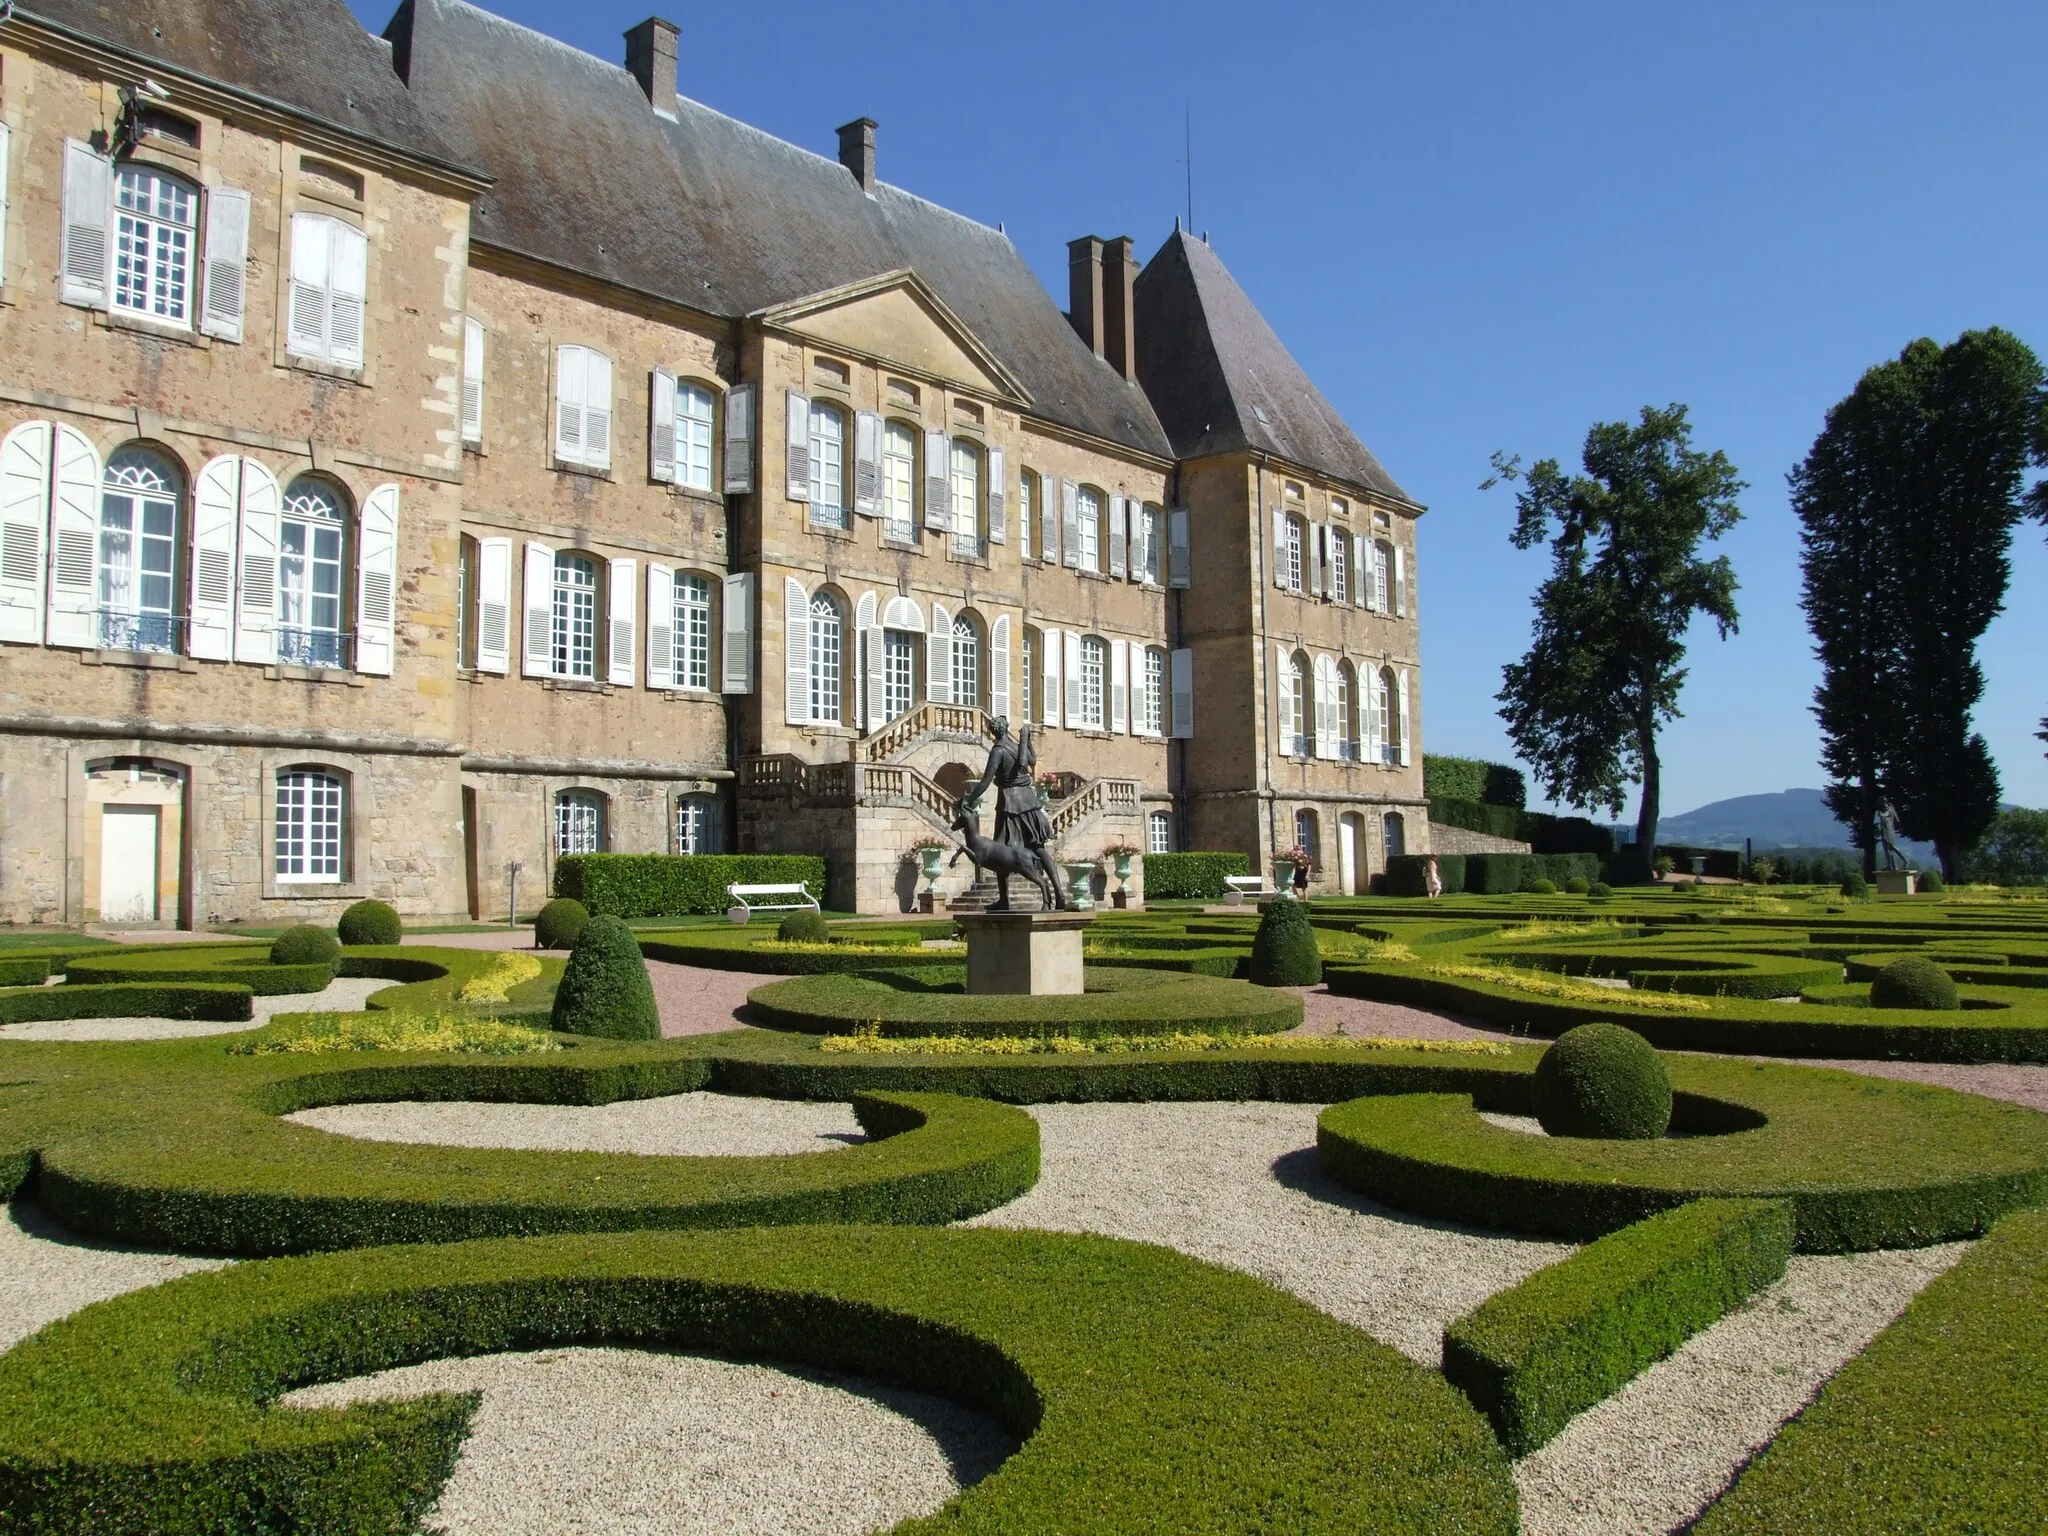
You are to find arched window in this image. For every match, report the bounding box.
[275,767,344,883]
[1287,653,1310,756]
[1284,515,1306,592]
[456,533,478,670]
[113,166,198,326]
[1147,810,1173,854]
[551,552,599,680]
[677,383,716,491]
[881,421,917,542]
[809,402,848,527]
[1378,666,1399,765]
[279,478,348,668]
[555,789,605,855]
[950,613,982,708]
[1336,661,1358,760]
[1383,811,1407,861]
[676,793,722,854]
[673,571,714,691]
[98,447,182,654]
[949,439,983,557]
[1140,646,1166,735]
[1295,808,1321,871]
[808,591,844,724]
[1021,627,1039,723]
[1076,485,1103,571]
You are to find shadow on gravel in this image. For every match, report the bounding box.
[1268,1146,1517,1240]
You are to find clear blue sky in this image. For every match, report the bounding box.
[354,0,2048,820]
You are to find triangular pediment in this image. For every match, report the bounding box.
[755,271,1029,403]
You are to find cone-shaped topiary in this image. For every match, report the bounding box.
[1533,1023,1672,1140]
[533,897,589,951]
[549,915,659,1039]
[336,899,401,946]
[269,924,340,967]
[1870,955,1959,1011]
[777,909,831,943]
[1248,897,1322,987]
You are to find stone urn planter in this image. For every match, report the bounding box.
[1063,861,1097,910]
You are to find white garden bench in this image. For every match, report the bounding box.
[1222,875,1274,904]
[726,882,821,923]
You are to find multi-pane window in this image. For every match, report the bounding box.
[1148,810,1172,854]
[881,422,917,541]
[551,553,598,680]
[949,440,981,557]
[951,616,980,707]
[1295,810,1319,870]
[1076,487,1101,571]
[883,629,915,721]
[1137,505,1161,583]
[279,480,347,668]
[1372,541,1392,611]
[456,535,476,669]
[275,769,343,882]
[676,794,721,854]
[678,383,715,491]
[1020,629,1037,724]
[555,790,603,855]
[1374,667,1397,764]
[1330,532,1349,603]
[809,403,847,528]
[675,573,713,691]
[98,449,180,653]
[1141,647,1166,735]
[1018,472,1036,559]
[808,593,843,723]
[1383,811,1407,860]
[1284,515,1305,591]
[1287,654,1310,756]
[112,167,196,325]
[1079,635,1106,729]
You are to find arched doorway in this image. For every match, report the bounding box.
[934,761,976,804]
[85,757,187,927]
[1338,813,1364,895]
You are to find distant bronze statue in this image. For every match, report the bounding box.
[1877,800,1905,872]
[958,716,1070,910]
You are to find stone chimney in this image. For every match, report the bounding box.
[837,118,877,192]
[1102,235,1138,381]
[1067,235,1106,358]
[624,17,680,119]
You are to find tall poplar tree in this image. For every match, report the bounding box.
[1489,405,1744,874]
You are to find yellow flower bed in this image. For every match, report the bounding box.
[818,1028,1510,1057]
[234,1010,563,1056]
[761,940,959,956]
[455,952,544,1004]
[1421,961,1712,1013]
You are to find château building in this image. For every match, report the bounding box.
[0,0,1427,923]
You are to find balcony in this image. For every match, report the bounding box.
[278,628,354,671]
[97,610,185,655]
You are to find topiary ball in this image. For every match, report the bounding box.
[1918,868,1946,894]
[336,899,401,947]
[1840,872,1869,899]
[1564,876,1590,895]
[534,897,589,950]
[1869,956,1959,1011]
[1588,881,1613,900]
[1533,1023,1672,1140]
[776,909,831,943]
[1529,879,1558,896]
[1248,897,1322,987]
[550,915,660,1040]
[269,924,340,967]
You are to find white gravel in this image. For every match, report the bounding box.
[283,1347,1011,1536]
[286,1091,866,1157]
[0,1200,229,1351]
[0,976,387,1041]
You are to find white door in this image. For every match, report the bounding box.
[100,806,160,922]
[1338,815,1359,895]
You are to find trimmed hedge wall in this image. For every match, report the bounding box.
[0,982,253,1025]
[638,926,966,975]
[1444,1198,1794,1453]
[1463,853,1603,894]
[1424,755,1526,808]
[1139,851,1251,901]
[1386,854,1466,896]
[0,955,52,987]
[0,1225,1517,1536]
[62,945,334,996]
[555,854,829,918]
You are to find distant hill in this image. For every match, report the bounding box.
[1654,788,1939,861]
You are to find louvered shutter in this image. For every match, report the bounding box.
[1314,656,1338,758]
[1168,508,1191,589]
[721,572,755,693]
[855,590,880,726]
[1040,474,1059,563]
[287,213,329,357]
[233,461,280,664]
[853,411,882,517]
[1060,480,1080,568]
[355,483,399,676]
[327,222,367,367]
[784,391,811,500]
[1042,626,1062,727]
[0,123,11,290]
[1394,544,1408,617]
[602,557,635,686]
[1106,495,1128,578]
[42,425,100,649]
[0,422,50,644]
[582,351,613,469]
[1170,648,1194,739]
[476,536,511,674]
[723,383,756,493]
[186,455,238,660]
[461,318,485,445]
[783,576,810,723]
[927,602,952,704]
[862,609,885,728]
[199,186,250,342]
[1110,638,1128,733]
[1063,630,1083,725]
[650,368,678,484]
[990,614,1011,720]
[646,563,675,688]
[923,429,950,531]
[1272,509,1290,589]
[1134,505,1152,582]
[986,446,1006,544]
[1306,522,1323,597]
[60,141,111,309]
[1354,532,1370,608]
[1275,646,1293,752]
[522,541,556,677]
[554,347,586,464]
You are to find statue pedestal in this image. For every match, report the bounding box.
[956,911,1095,995]
[1874,870,1918,896]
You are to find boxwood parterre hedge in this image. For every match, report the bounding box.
[60,944,335,996]
[555,853,828,918]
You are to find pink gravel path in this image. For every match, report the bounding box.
[1289,984,1520,1044]
[648,960,784,1038]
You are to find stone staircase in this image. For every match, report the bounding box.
[860,701,989,765]
[738,753,955,835]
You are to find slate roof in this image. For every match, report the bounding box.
[385,0,1171,459]
[1135,230,1413,506]
[20,0,470,174]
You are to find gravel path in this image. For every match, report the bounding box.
[1294,985,1518,1043]
[285,1348,1011,1536]
[0,1201,228,1351]
[0,976,386,1041]
[288,1091,864,1157]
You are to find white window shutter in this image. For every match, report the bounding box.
[1396,667,1413,765]
[1133,505,1151,582]
[606,557,636,686]
[230,460,280,664]
[181,456,236,660]
[199,186,250,342]
[461,318,486,445]
[1042,626,1062,727]
[60,141,111,309]
[553,347,585,464]
[1110,638,1128,733]
[1315,656,1338,758]
[720,571,755,693]
[981,445,1006,544]
[923,429,950,531]
[991,614,1011,720]
[1306,522,1323,597]
[1170,647,1194,739]
[1272,509,1289,589]
[354,483,399,676]
[583,351,613,468]
[1354,532,1370,608]
[1275,645,1292,751]
[1106,494,1128,578]
[327,222,367,367]
[1168,508,1191,589]
[853,411,882,516]
[784,390,811,501]
[927,602,952,703]
[646,563,675,688]
[783,576,810,724]
[41,425,100,649]
[855,590,879,726]
[287,213,329,357]
[650,368,678,484]
[0,123,11,290]
[1394,544,1409,617]
[1061,480,1080,569]
[475,536,511,674]
[1063,629,1083,725]
[723,383,756,493]
[1040,475,1059,563]
[522,541,556,677]
[0,422,51,644]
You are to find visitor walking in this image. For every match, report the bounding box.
[1425,855,1443,899]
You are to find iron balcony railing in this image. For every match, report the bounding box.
[97,609,186,654]
[278,627,355,670]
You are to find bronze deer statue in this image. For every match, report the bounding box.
[950,801,1058,911]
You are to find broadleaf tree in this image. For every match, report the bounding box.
[1488,404,1744,876]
